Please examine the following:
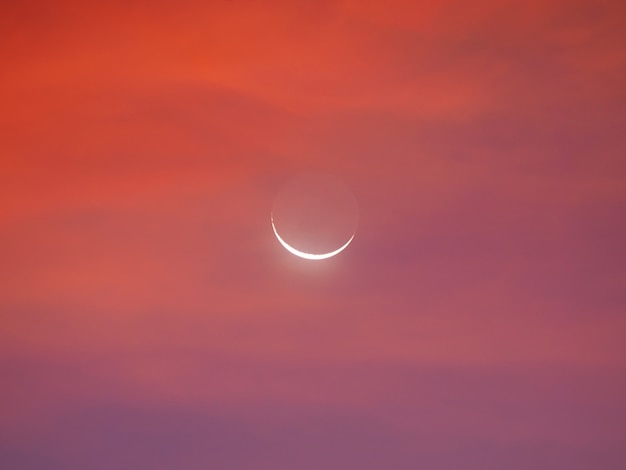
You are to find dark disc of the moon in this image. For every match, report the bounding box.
[271,173,358,255]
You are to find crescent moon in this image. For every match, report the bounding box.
[271,215,355,260]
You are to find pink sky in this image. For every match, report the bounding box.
[1,0,625,468]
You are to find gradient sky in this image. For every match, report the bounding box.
[1,1,625,468]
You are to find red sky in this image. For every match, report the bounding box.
[1,1,625,468]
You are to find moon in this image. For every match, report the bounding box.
[270,172,358,260]
[271,215,355,260]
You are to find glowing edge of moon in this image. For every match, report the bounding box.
[271,215,355,260]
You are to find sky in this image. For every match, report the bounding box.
[1,0,625,468]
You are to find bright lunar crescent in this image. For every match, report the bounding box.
[270,173,358,260]
[271,215,355,260]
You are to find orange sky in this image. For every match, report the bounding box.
[1,1,625,468]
